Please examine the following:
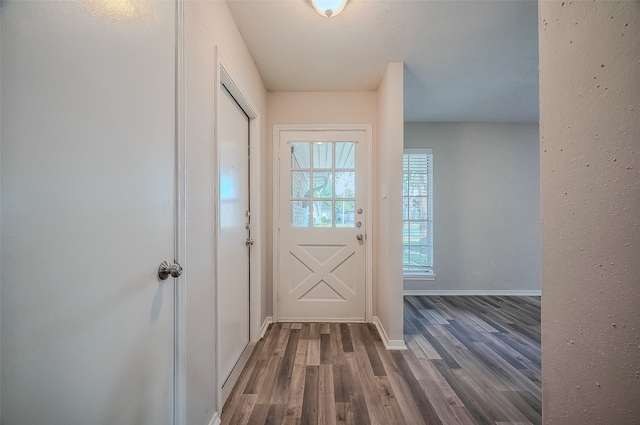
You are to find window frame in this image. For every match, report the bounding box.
[403,148,435,277]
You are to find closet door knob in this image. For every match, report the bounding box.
[158,261,183,280]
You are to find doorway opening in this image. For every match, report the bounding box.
[214,47,263,407]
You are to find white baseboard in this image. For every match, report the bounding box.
[259,316,273,339]
[403,289,542,296]
[276,318,367,323]
[208,412,221,425]
[221,341,256,405]
[372,316,407,350]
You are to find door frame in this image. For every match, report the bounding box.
[213,47,263,410]
[272,124,373,324]
[174,1,187,423]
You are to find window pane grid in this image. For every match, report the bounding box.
[290,141,357,228]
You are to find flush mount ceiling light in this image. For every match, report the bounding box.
[311,0,348,17]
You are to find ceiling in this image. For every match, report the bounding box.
[226,0,539,123]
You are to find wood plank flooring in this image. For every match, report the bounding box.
[221,296,541,425]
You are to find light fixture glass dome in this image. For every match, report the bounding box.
[311,0,348,17]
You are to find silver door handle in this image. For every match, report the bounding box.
[158,261,183,280]
[246,238,255,246]
[356,234,363,241]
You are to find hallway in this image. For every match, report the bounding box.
[220,296,541,425]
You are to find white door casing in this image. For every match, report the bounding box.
[275,127,371,322]
[214,48,262,410]
[218,85,251,390]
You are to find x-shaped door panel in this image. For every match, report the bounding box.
[288,243,357,303]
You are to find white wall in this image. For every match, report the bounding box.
[266,91,377,318]
[184,1,267,423]
[375,62,405,346]
[540,1,640,423]
[404,122,541,293]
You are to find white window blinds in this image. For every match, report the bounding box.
[403,149,433,275]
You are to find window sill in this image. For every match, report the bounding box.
[403,273,436,281]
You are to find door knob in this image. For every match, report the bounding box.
[246,238,255,246]
[356,234,364,241]
[158,261,183,280]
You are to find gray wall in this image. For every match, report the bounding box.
[404,122,540,293]
[540,1,640,423]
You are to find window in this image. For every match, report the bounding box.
[290,141,356,228]
[403,149,433,275]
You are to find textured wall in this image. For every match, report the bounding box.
[184,1,267,422]
[376,62,405,343]
[540,1,640,423]
[404,122,540,293]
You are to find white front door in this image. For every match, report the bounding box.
[1,1,177,423]
[218,86,251,389]
[278,130,367,321]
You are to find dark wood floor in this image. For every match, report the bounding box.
[221,296,541,425]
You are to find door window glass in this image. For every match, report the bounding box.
[291,142,310,169]
[312,142,332,168]
[290,141,356,228]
